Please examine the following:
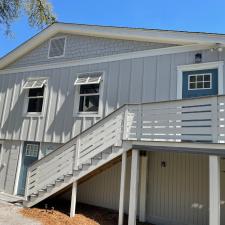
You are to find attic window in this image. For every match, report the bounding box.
[48,37,66,58]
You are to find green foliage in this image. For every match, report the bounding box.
[0,0,56,34]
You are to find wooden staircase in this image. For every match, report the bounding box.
[23,106,130,207]
[24,95,225,207]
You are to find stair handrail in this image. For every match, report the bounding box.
[25,104,128,197]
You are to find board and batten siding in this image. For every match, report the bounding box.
[0,140,61,194]
[77,152,225,225]
[0,140,21,194]
[0,49,224,144]
[77,156,131,212]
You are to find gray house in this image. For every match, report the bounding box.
[0,22,225,225]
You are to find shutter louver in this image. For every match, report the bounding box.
[74,73,102,85]
[23,79,47,89]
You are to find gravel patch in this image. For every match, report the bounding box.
[0,200,41,225]
[20,203,153,225]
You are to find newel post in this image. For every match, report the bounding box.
[74,136,81,170]
[136,105,142,141]
[211,96,219,143]
[122,105,128,140]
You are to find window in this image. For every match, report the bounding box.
[23,78,47,114]
[188,73,212,90]
[25,143,39,157]
[79,84,100,112]
[27,87,44,113]
[74,73,102,114]
[48,37,66,58]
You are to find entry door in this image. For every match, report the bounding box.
[182,69,218,99]
[17,142,40,196]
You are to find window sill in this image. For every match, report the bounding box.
[73,112,102,118]
[23,113,44,118]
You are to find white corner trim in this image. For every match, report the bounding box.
[177,61,224,71]
[13,141,24,195]
[0,44,213,75]
[177,61,224,99]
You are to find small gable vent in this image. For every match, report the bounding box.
[48,37,66,58]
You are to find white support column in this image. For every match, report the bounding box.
[70,181,78,217]
[139,152,148,222]
[209,155,220,225]
[118,152,127,225]
[128,149,140,225]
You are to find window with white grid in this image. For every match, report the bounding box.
[25,144,39,157]
[188,73,212,90]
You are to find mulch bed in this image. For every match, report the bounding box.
[20,203,153,225]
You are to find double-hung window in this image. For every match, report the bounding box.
[74,73,102,114]
[23,79,47,114]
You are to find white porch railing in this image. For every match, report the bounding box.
[126,96,221,143]
[25,95,225,197]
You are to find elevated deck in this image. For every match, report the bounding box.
[24,95,225,208]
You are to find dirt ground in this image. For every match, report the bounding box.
[0,200,41,225]
[21,203,153,225]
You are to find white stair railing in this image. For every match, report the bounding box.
[25,106,126,197]
[25,95,225,199]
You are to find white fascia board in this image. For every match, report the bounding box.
[1,23,225,70]
[58,23,225,45]
[0,44,213,75]
[0,24,59,70]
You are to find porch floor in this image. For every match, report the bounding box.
[21,202,154,225]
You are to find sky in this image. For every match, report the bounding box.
[1,0,225,57]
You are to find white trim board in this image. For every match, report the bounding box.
[2,22,225,70]
[0,44,213,75]
[13,141,24,196]
[177,61,224,99]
